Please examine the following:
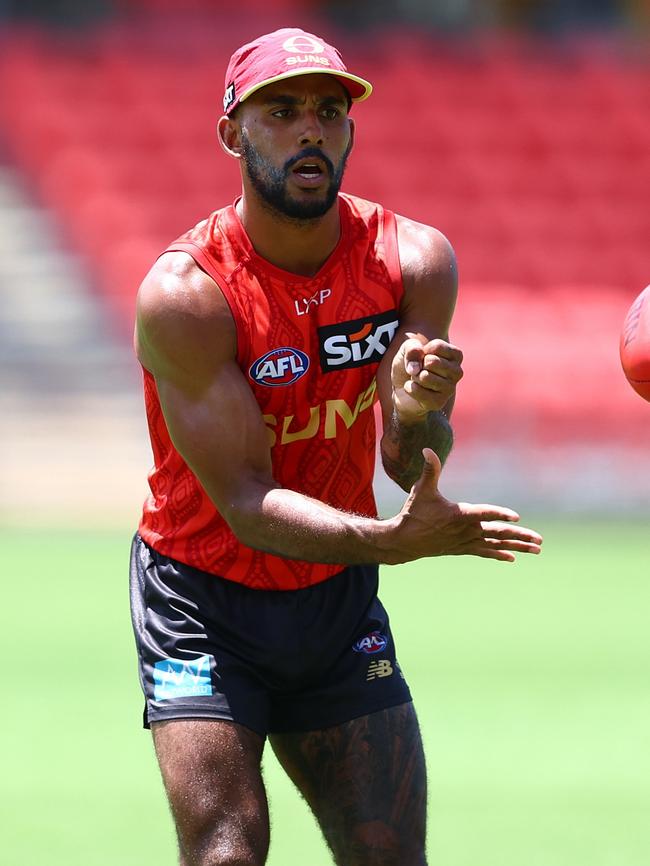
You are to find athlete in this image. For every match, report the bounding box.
[130,27,542,866]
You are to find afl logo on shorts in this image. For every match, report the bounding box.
[352,631,388,654]
[318,310,399,373]
[249,347,310,387]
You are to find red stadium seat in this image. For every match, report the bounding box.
[0,21,647,445]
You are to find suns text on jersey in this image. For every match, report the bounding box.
[263,380,376,447]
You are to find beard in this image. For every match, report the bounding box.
[240,132,351,222]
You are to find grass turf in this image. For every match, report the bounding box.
[3,520,650,865]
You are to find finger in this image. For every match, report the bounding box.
[404,380,454,412]
[416,367,460,390]
[417,447,442,489]
[459,502,521,522]
[402,338,426,376]
[479,522,543,545]
[473,549,516,563]
[419,339,464,364]
[479,538,542,554]
[421,354,464,383]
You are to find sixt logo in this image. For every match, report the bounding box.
[250,347,310,387]
[153,654,213,701]
[352,631,388,654]
[318,310,399,373]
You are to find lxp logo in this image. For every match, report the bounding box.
[249,347,310,387]
[352,631,388,654]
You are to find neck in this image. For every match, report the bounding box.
[236,190,341,277]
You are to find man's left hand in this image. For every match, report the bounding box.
[391,332,463,423]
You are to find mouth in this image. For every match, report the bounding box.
[291,158,328,187]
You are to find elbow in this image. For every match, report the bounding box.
[219,478,276,549]
[221,495,260,547]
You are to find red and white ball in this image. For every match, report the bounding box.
[620,285,650,402]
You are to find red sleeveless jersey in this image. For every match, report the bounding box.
[138,193,404,590]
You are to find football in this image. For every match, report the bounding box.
[620,285,650,402]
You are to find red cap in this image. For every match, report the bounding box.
[223,28,372,115]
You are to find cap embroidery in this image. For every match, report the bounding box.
[282,34,325,54]
[223,83,236,112]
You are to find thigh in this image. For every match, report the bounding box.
[269,703,427,866]
[152,719,269,866]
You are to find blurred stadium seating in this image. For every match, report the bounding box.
[0,6,648,512]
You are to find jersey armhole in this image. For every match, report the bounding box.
[160,241,250,364]
[380,209,404,306]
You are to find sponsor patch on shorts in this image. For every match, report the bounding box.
[153,654,214,701]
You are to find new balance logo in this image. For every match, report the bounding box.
[366,660,394,681]
[153,654,213,701]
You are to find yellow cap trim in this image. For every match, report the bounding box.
[236,68,373,108]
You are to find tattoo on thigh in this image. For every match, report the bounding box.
[271,704,427,864]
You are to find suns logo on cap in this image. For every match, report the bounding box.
[283,34,324,54]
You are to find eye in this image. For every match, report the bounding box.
[271,108,293,118]
[321,106,340,120]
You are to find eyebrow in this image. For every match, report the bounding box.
[263,93,348,108]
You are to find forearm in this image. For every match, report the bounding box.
[226,482,398,565]
[380,408,453,491]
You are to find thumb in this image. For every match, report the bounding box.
[418,447,442,490]
[403,339,425,376]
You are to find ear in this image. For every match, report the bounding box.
[217,115,242,159]
[347,116,355,153]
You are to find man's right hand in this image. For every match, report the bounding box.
[381,448,543,564]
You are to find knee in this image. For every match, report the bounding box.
[180,815,268,866]
[182,834,267,866]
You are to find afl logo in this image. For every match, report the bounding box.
[249,347,310,387]
[283,34,325,54]
[352,631,388,655]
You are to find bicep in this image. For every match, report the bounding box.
[136,252,276,518]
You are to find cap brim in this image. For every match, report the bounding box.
[237,68,373,107]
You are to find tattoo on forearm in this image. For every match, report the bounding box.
[381,409,453,490]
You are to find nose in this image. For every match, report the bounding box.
[298,110,324,146]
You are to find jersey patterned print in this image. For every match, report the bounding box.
[138,193,404,590]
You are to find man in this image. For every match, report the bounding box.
[130,27,542,866]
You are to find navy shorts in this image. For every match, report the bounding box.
[129,534,412,735]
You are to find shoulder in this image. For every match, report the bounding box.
[135,251,236,382]
[394,214,458,335]
[395,214,457,291]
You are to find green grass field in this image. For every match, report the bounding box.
[3,520,650,866]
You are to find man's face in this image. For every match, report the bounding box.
[235,74,354,221]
